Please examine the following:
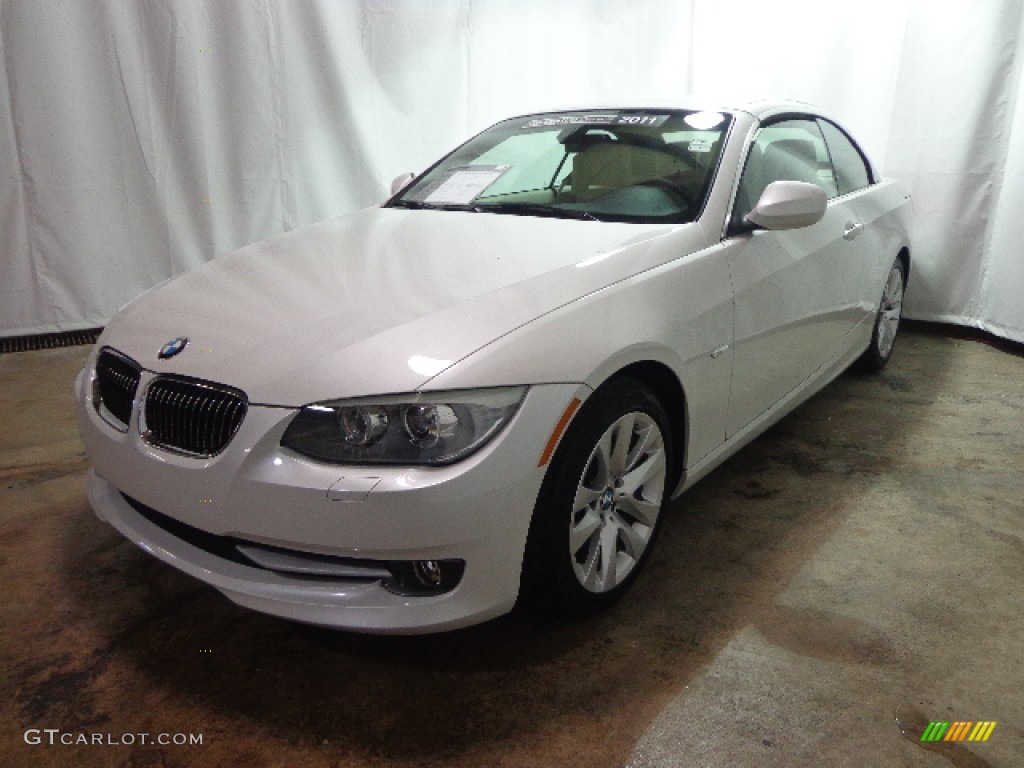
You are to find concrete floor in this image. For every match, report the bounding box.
[1,325,1022,768]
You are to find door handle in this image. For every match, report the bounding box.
[843,221,864,241]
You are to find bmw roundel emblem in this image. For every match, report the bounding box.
[158,337,189,359]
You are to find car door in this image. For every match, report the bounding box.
[721,117,867,438]
[816,117,885,332]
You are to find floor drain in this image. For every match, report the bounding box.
[0,328,102,354]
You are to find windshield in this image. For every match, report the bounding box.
[389,109,733,224]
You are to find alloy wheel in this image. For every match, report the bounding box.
[569,412,667,593]
[877,264,904,359]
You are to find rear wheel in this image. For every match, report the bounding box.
[522,379,673,617]
[858,256,906,372]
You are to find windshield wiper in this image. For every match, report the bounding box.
[472,202,602,222]
[393,199,601,221]
[390,200,473,211]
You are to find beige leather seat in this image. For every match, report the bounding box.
[761,138,821,187]
[738,138,820,217]
[571,141,692,202]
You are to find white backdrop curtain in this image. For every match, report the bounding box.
[2,0,1023,341]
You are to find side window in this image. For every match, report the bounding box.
[818,119,871,196]
[732,119,837,229]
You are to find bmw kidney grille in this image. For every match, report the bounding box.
[94,348,142,430]
[143,376,247,457]
[93,347,247,456]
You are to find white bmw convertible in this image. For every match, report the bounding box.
[76,101,911,633]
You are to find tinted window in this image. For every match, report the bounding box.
[818,119,871,195]
[733,119,837,228]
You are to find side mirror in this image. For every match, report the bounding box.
[390,172,415,197]
[745,180,827,231]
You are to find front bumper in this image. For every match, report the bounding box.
[76,362,585,634]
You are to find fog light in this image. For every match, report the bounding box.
[384,559,465,596]
[414,560,443,587]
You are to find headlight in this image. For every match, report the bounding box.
[281,387,527,466]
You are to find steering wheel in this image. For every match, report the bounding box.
[635,178,698,211]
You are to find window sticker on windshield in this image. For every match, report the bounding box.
[522,114,669,129]
[688,138,714,153]
[422,165,510,205]
[684,112,726,130]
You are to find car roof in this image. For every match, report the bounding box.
[505,99,829,123]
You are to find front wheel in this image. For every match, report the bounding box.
[858,256,906,372]
[522,379,673,617]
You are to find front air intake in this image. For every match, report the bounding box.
[143,376,247,457]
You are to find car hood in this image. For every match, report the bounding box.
[100,207,702,404]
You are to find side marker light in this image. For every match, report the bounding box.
[538,398,582,467]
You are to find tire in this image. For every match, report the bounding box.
[522,378,673,617]
[858,256,906,372]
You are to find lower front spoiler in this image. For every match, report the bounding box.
[86,470,516,634]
